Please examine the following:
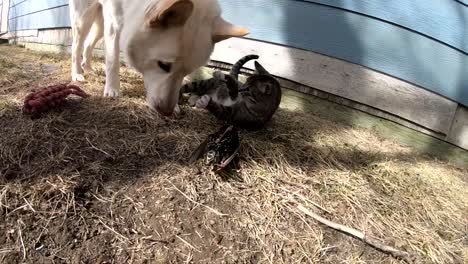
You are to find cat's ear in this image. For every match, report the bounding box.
[254,61,270,75]
[212,16,249,43]
[145,0,194,28]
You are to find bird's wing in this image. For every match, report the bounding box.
[219,146,240,168]
[188,137,210,163]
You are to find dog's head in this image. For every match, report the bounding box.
[123,0,249,116]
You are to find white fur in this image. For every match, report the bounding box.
[69,0,247,115]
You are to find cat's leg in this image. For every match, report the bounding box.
[194,94,237,125]
[225,75,240,98]
[195,95,211,109]
[213,71,226,80]
[205,99,234,122]
[183,79,215,95]
[184,79,218,107]
[188,95,200,107]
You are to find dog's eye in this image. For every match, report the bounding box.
[158,61,172,73]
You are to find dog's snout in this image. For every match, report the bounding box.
[156,105,174,116]
[150,99,175,116]
[144,73,183,117]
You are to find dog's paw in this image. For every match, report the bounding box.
[72,73,85,82]
[81,61,94,73]
[195,95,210,109]
[174,104,181,115]
[103,86,120,97]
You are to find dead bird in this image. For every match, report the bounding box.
[189,125,240,173]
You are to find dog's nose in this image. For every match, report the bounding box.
[156,105,174,116]
[149,99,175,116]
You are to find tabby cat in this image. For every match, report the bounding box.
[181,55,281,130]
[182,54,258,107]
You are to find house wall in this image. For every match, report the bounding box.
[8,0,69,31]
[217,0,468,107]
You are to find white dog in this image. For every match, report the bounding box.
[69,0,249,116]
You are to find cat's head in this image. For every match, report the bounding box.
[246,75,280,97]
[245,62,281,98]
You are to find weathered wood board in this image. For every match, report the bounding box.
[447,106,468,150]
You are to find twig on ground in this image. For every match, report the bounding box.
[98,219,129,242]
[86,137,112,157]
[296,204,419,263]
[0,248,15,254]
[280,186,332,214]
[176,235,201,252]
[23,198,36,213]
[167,181,227,216]
[17,221,26,260]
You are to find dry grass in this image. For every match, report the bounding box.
[0,44,467,264]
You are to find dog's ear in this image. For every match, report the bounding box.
[145,0,194,28]
[212,16,249,43]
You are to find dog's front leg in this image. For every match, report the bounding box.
[102,13,120,97]
[71,25,85,82]
[70,1,101,82]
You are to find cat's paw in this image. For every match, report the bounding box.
[195,95,210,109]
[188,95,199,107]
[213,71,226,80]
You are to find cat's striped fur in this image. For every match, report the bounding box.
[181,54,259,99]
[181,55,281,130]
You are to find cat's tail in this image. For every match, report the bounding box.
[229,54,259,80]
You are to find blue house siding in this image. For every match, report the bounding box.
[8,0,69,31]
[9,0,68,19]
[219,0,468,107]
[5,0,468,107]
[9,5,69,31]
[301,0,468,53]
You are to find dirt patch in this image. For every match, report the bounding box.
[0,44,467,264]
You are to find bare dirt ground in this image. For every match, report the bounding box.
[0,44,467,264]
